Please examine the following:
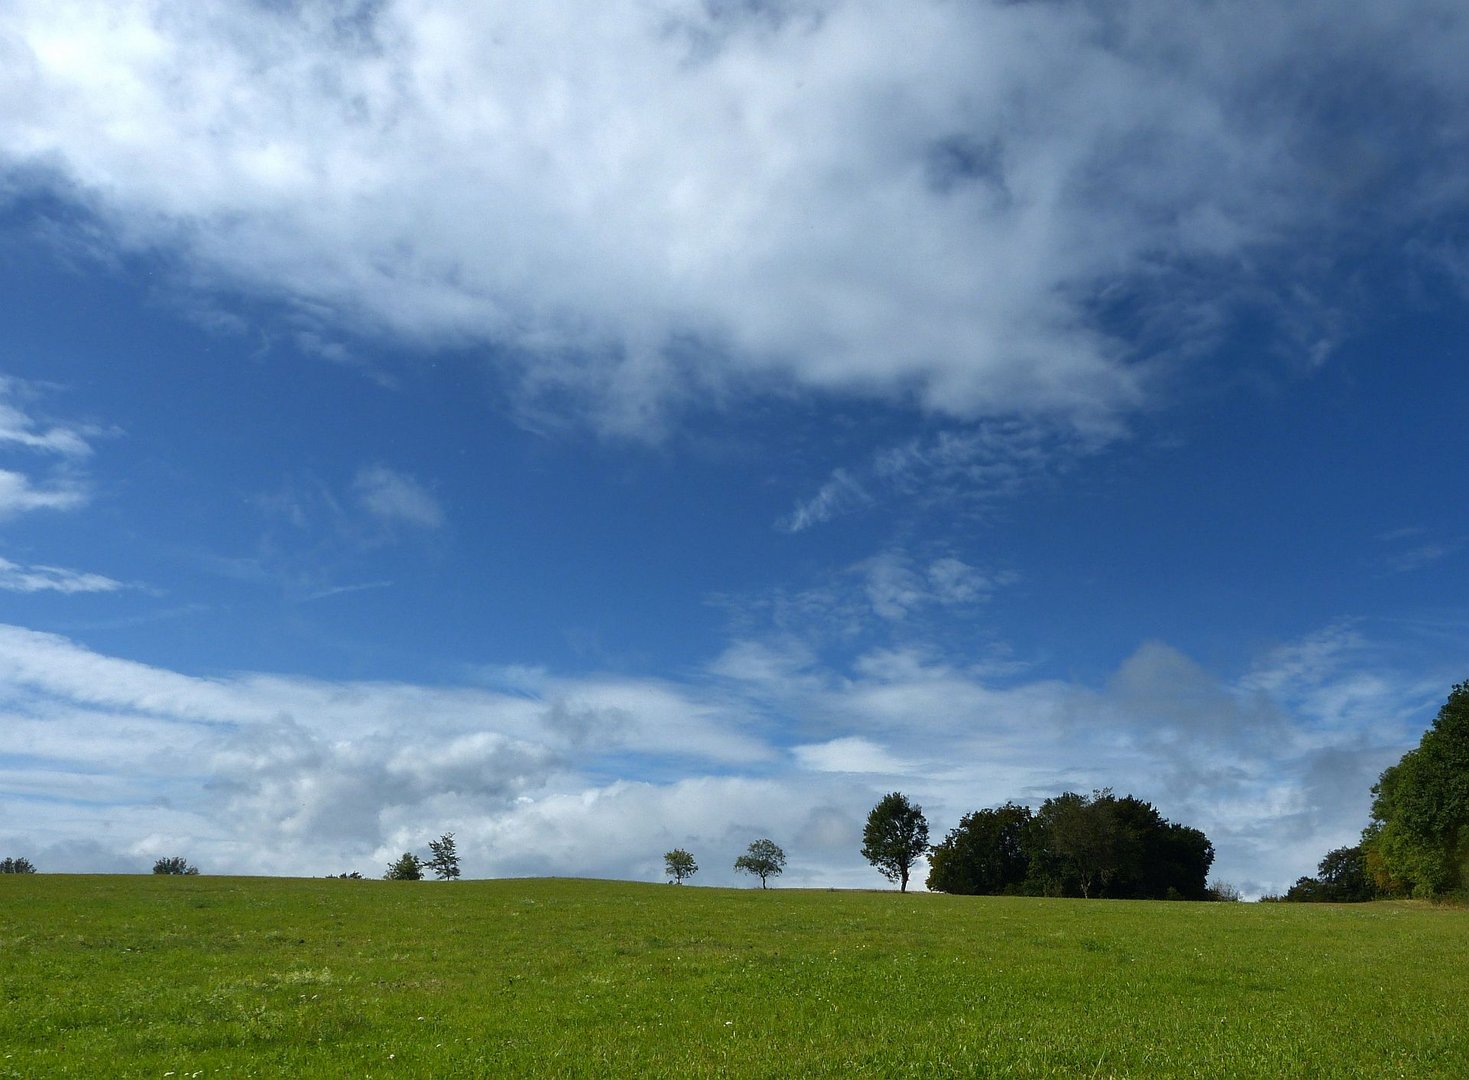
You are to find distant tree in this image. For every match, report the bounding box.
[927,803,1032,895]
[664,848,698,884]
[152,856,199,876]
[1361,680,1469,899]
[861,792,930,892]
[336,871,364,880]
[1025,790,1214,900]
[1281,845,1380,903]
[427,833,461,881]
[1,857,37,874]
[384,852,424,881]
[734,838,786,889]
[1206,880,1243,902]
[1027,791,1121,898]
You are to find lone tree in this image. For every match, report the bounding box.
[734,838,786,888]
[664,848,698,884]
[384,852,424,881]
[152,856,199,876]
[1,857,37,874]
[862,791,930,892]
[427,833,461,880]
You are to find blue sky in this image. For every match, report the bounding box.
[1,0,1467,895]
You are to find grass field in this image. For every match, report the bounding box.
[1,876,1465,1078]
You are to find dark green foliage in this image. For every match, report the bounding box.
[930,790,1214,900]
[1283,846,1381,903]
[664,848,698,884]
[1,856,37,874]
[1361,680,1469,899]
[384,852,424,881]
[734,838,785,888]
[860,792,930,892]
[151,856,199,876]
[426,833,461,880]
[926,803,1031,895]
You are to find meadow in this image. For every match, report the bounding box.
[1,875,1465,1078]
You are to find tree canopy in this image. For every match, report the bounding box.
[927,790,1214,900]
[861,792,930,892]
[664,848,698,884]
[152,856,199,876]
[1361,680,1469,899]
[927,803,1031,895]
[734,838,786,888]
[427,833,461,881]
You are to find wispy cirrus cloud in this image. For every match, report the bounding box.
[0,376,99,518]
[353,466,444,530]
[0,556,125,593]
[780,420,1106,532]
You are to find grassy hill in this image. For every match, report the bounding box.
[2,875,1465,1077]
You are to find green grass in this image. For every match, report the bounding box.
[1,876,1465,1077]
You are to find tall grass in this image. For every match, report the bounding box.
[2,875,1464,1077]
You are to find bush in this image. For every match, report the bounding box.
[152,857,199,875]
[0,857,37,874]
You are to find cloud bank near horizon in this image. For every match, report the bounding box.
[0,618,1446,895]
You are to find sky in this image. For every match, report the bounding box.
[1,0,1467,897]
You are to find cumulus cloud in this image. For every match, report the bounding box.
[353,465,445,530]
[0,616,1450,893]
[5,2,1467,433]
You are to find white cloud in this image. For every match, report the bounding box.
[0,377,97,518]
[6,2,1466,433]
[0,556,125,593]
[0,469,87,518]
[353,465,444,529]
[0,617,1450,894]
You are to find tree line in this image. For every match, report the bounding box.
[1279,679,1468,903]
[662,787,1220,900]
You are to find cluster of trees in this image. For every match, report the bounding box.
[1276,846,1378,903]
[385,833,461,881]
[921,790,1216,900]
[1,856,37,874]
[1287,680,1468,902]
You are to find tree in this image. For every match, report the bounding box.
[1,857,37,874]
[861,792,930,892]
[152,856,199,875]
[1024,790,1213,900]
[1361,680,1469,899]
[1027,791,1122,898]
[664,848,698,884]
[734,838,785,888]
[927,803,1032,895]
[1281,845,1380,903]
[427,833,461,880]
[384,852,424,881]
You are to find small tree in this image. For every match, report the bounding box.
[1,857,37,874]
[152,856,199,876]
[734,838,786,889]
[862,791,930,892]
[384,852,424,880]
[664,848,698,884]
[427,833,462,881]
